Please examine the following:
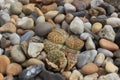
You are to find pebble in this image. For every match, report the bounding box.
[0,48,4,55]
[35,22,53,37]
[0,55,10,74]
[0,11,10,26]
[10,1,23,14]
[61,21,69,31]
[19,64,43,80]
[84,22,92,30]
[6,63,22,76]
[36,16,45,24]
[99,25,116,41]
[16,17,34,29]
[57,6,64,14]
[97,48,113,57]
[22,58,44,67]
[0,73,4,80]
[63,0,73,3]
[70,17,84,34]
[99,39,119,51]
[105,61,119,73]
[64,3,76,13]
[22,4,35,15]
[114,58,120,67]
[106,5,115,15]
[0,22,16,33]
[104,0,120,7]
[81,63,99,75]
[69,70,83,80]
[111,12,118,17]
[106,17,120,27]
[0,38,11,48]
[114,50,120,58]
[94,53,105,66]
[84,73,98,80]
[11,45,26,63]
[92,22,102,34]
[28,42,44,57]
[85,37,96,50]
[20,31,35,42]
[9,33,20,45]
[65,13,74,23]
[18,0,29,4]
[98,73,119,80]
[44,11,59,20]
[90,0,104,8]
[62,71,71,80]
[54,14,65,23]
[80,32,93,40]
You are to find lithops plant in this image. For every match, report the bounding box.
[65,36,84,50]
[47,50,67,70]
[47,29,69,44]
[43,39,63,53]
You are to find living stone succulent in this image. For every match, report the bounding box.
[43,39,63,52]
[47,29,69,44]
[65,36,84,50]
[47,50,67,70]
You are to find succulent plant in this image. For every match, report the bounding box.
[65,36,84,50]
[43,40,63,52]
[47,50,67,70]
[47,29,69,44]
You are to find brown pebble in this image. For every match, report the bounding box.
[0,55,10,74]
[34,7,44,16]
[47,19,56,28]
[0,73,4,80]
[62,71,71,80]
[41,3,57,13]
[6,63,22,76]
[0,23,16,33]
[97,68,107,76]
[11,15,18,20]
[80,17,89,23]
[17,29,30,35]
[99,39,119,51]
[65,13,74,23]
[81,63,99,75]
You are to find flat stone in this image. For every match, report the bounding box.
[99,25,116,41]
[70,17,84,34]
[99,39,119,51]
[85,37,96,50]
[97,48,113,57]
[28,42,44,57]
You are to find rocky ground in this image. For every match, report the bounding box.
[0,0,120,80]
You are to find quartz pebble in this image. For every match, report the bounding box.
[70,17,84,34]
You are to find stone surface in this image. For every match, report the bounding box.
[64,3,76,13]
[84,22,92,30]
[99,25,116,41]
[9,33,20,45]
[99,39,119,51]
[114,50,120,58]
[54,14,65,23]
[70,17,84,34]
[69,70,83,80]
[106,17,120,27]
[105,61,119,73]
[91,0,104,8]
[35,22,53,37]
[85,37,96,50]
[97,48,113,57]
[17,17,34,29]
[92,22,102,34]
[10,2,23,14]
[80,32,93,40]
[28,42,44,57]
[62,71,71,80]
[11,45,26,63]
[81,63,99,75]
[84,73,98,80]
[18,0,29,4]
[94,53,105,66]
[36,16,45,24]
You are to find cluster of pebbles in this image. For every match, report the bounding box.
[0,0,120,80]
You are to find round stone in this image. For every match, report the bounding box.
[92,22,102,34]
[81,63,99,75]
[64,3,76,13]
[35,22,53,37]
[54,14,65,23]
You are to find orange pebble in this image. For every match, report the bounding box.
[0,55,10,74]
[0,73,4,80]
[6,63,22,76]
